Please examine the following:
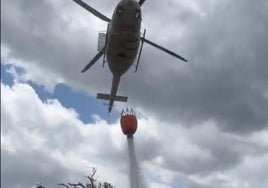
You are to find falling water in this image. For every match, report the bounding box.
[127,135,147,188]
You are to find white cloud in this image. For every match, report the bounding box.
[1,46,64,92]
[1,82,127,187]
[149,182,171,188]
[2,80,268,188]
[187,153,268,188]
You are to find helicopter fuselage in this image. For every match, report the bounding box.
[101,0,142,112]
[106,0,141,77]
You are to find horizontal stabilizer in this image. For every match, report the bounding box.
[97,93,128,102]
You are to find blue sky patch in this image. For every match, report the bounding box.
[1,63,120,123]
[1,63,16,86]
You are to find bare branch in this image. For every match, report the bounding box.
[58,183,69,188]
[36,182,45,188]
[84,167,97,187]
[91,167,97,177]
[67,182,86,188]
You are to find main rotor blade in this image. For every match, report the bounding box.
[139,0,146,6]
[72,0,111,22]
[81,48,105,73]
[141,37,188,62]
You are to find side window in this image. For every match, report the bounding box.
[135,10,141,18]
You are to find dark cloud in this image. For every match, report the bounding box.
[123,0,268,133]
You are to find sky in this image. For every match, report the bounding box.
[1,0,268,188]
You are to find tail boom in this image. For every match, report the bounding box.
[97,75,128,113]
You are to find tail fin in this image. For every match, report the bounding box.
[97,93,128,102]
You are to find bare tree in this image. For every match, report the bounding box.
[58,168,114,188]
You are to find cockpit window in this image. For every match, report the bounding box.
[116,6,123,15]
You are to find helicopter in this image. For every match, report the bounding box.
[73,0,187,113]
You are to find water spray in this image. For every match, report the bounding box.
[120,109,146,188]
